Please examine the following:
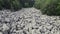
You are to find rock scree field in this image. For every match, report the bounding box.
[0,8,60,34]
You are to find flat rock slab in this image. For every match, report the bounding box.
[0,8,60,34]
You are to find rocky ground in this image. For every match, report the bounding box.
[0,8,60,34]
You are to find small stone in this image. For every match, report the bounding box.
[0,32,3,34]
[5,18,10,23]
[2,23,9,31]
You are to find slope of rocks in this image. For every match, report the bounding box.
[0,8,60,34]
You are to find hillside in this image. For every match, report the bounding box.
[0,8,60,34]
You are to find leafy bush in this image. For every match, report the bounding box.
[34,0,51,9]
[34,0,42,9]
[10,0,22,10]
[34,0,60,16]
[0,0,34,10]
[0,0,22,10]
[20,0,34,7]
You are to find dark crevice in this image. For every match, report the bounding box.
[23,31,27,34]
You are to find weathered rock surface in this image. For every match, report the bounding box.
[0,8,60,34]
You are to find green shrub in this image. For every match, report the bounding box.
[20,0,34,7]
[0,0,22,10]
[0,0,34,10]
[34,0,51,9]
[0,0,4,9]
[42,0,60,16]
[10,0,22,10]
[0,0,11,9]
[34,0,41,9]
[34,0,60,16]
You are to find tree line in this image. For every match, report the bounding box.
[0,0,34,10]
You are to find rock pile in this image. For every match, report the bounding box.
[0,8,60,34]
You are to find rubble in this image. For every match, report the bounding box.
[0,8,60,34]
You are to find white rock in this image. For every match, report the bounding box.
[5,18,10,22]
[0,32,3,34]
[2,23,9,31]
